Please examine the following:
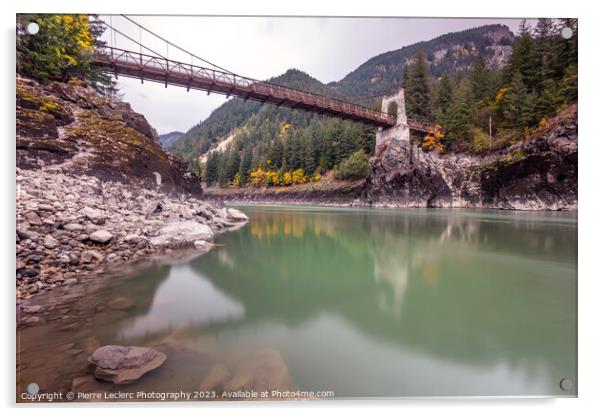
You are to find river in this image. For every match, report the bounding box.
[16,206,577,399]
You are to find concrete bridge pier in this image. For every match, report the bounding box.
[375,88,410,153]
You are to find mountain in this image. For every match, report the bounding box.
[332,24,514,99]
[171,68,346,163]
[171,24,515,163]
[159,131,184,149]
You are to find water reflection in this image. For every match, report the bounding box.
[116,265,245,340]
[188,207,576,396]
[18,206,577,398]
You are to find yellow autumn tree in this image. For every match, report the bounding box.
[17,14,114,93]
[421,124,445,154]
[291,168,308,184]
[249,166,266,187]
[282,171,293,186]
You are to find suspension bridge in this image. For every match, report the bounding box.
[92,15,436,136]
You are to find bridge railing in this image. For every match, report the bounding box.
[95,47,397,126]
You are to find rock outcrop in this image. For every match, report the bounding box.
[17,76,199,194]
[364,105,577,210]
[88,345,166,384]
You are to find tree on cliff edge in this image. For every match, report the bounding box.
[404,51,433,120]
[17,14,115,94]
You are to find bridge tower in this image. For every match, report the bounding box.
[375,88,410,152]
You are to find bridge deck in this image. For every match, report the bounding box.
[93,47,433,133]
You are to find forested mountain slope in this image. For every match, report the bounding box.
[171,20,577,195]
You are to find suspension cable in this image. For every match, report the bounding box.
[99,16,167,59]
[120,14,239,76]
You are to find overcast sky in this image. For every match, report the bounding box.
[99,16,527,135]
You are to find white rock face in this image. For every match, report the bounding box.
[150,221,214,248]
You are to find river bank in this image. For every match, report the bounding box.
[16,167,248,303]
[204,104,577,211]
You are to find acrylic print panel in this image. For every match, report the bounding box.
[16,14,577,402]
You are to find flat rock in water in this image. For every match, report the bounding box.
[225,208,248,222]
[88,345,166,384]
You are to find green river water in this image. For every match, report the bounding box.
[17,206,577,399]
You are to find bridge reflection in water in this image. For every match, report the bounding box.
[106,206,576,397]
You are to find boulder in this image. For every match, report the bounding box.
[25,212,42,226]
[89,230,113,244]
[149,221,213,248]
[225,208,248,222]
[43,234,60,249]
[63,223,84,232]
[80,207,105,224]
[88,345,166,384]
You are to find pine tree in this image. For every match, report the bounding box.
[405,51,433,120]
[444,83,472,142]
[467,57,491,103]
[533,18,557,92]
[204,151,219,185]
[502,72,530,128]
[534,79,563,121]
[238,145,253,186]
[505,20,537,91]
[434,72,453,121]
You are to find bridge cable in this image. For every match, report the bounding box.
[100,17,168,60]
[120,14,239,76]
[97,16,394,118]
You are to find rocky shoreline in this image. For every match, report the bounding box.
[204,105,578,211]
[16,167,248,300]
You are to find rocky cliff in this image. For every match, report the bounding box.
[364,105,577,210]
[205,105,577,211]
[16,77,251,300]
[17,76,200,194]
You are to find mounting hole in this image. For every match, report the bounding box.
[560,27,573,39]
[27,382,40,394]
[26,22,39,35]
[559,377,574,391]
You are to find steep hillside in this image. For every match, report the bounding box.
[333,24,514,99]
[159,131,184,149]
[171,24,515,163]
[171,68,350,165]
